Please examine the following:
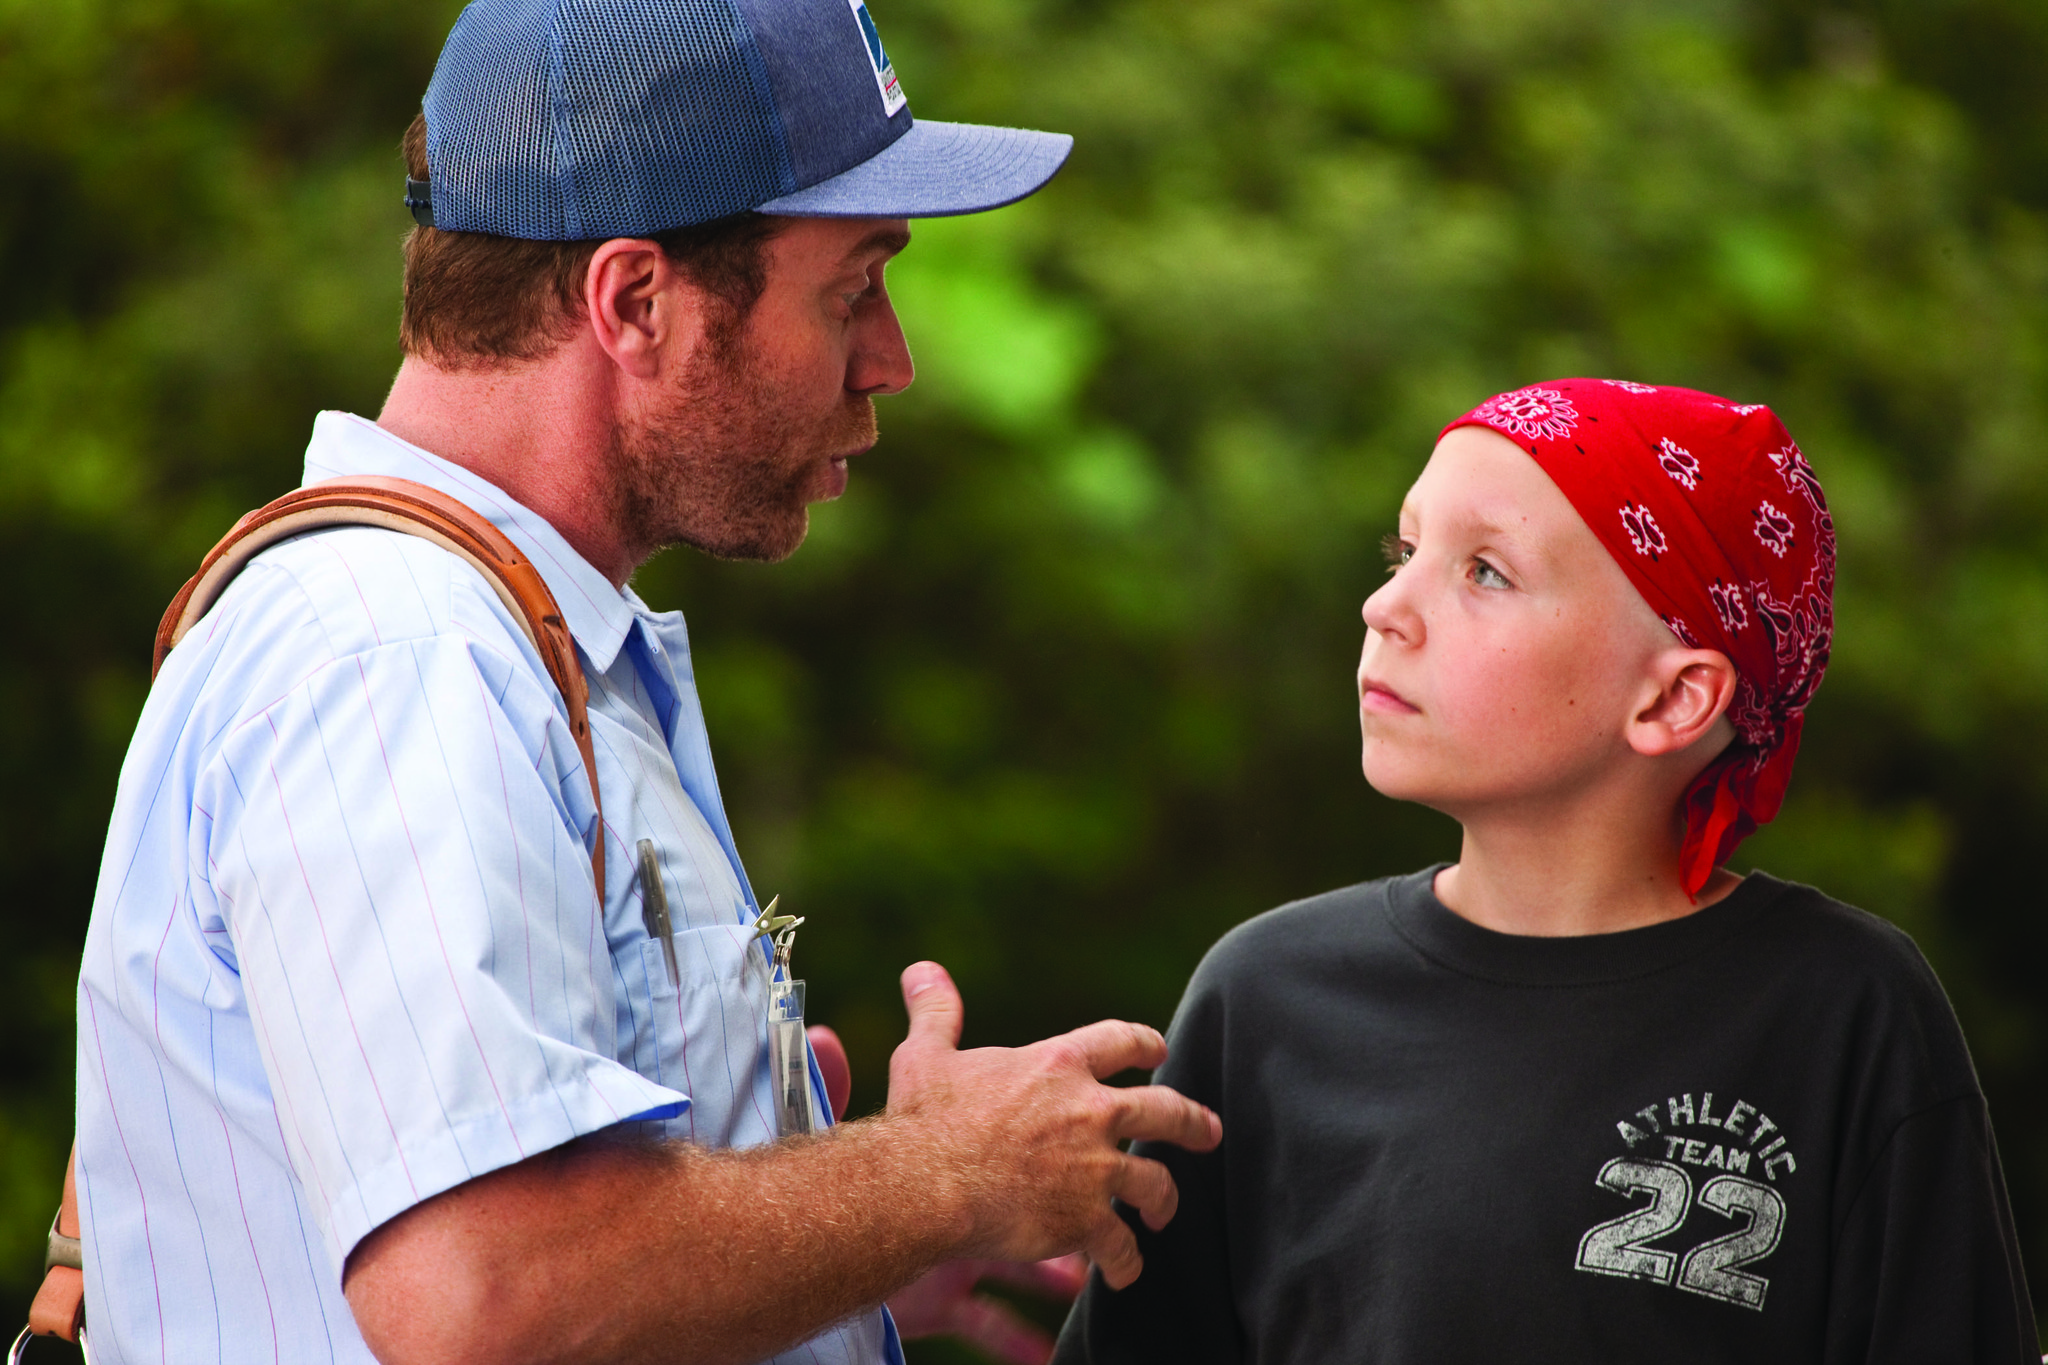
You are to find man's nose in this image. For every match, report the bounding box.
[849,285,915,396]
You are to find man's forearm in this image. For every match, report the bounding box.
[346,1118,963,1365]
[344,965,1221,1365]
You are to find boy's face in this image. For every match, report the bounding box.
[1358,426,1681,816]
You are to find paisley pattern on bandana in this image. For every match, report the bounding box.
[1709,581,1749,633]
[1443,379,1834,896]
[1771,442,1826,510]
[1620,503,1668,559]
[1658,438,1700,490]
[1754,501,1795,557]
[1474,387,1580,441]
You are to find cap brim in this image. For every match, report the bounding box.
[755,120,1073,219]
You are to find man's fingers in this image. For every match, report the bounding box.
[899,962,965,1053]
[1111,1154,1179,1232]
[1107,1084,1222,1152]
[950,1293,1057,1365]
[976,1253,1089,1300]
[1086,1215,1144,1292]
[1063,1018,1169,1080]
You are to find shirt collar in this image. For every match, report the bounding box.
[302,411,638,672]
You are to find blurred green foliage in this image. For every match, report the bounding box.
[3,0,2046,1348]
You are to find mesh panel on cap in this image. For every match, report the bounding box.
[428,0,561,236]
[426,0,797,239]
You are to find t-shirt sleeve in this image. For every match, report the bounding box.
[1823,1092,2039,1364]
[1054,962,1246,1365]
[193,632,688,1278]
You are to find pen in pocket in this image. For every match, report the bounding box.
[637,839,680,988]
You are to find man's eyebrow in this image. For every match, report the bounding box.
[844,224,912,264]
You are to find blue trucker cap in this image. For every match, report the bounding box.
[407,0,1074,238]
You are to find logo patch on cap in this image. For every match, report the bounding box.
[847,0,907,117]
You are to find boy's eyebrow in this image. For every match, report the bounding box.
[1400,503,1537,551]
[1465,513,1533,543]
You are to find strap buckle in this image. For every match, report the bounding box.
[9,1324,91,1363]
[404,177,434,228]
[44,1212,80,1276]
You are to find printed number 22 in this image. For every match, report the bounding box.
[1574,1158,1787,1312]
[1575,1159,1691,1283]
[1679,1175,1786,1309]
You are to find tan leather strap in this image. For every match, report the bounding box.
[153,475,604,899]
[27,1144,83,1341]
[36,479,609,1343]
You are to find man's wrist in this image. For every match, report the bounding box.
[832,1111,981,1266]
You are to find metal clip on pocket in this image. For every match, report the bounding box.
[752,898,816,1137]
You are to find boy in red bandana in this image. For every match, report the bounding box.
[1054,382,2038,1362]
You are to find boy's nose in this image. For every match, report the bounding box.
[1362,575,1421,646]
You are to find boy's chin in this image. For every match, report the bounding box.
[1360,753,1453,809]
[1362,751,1518,823]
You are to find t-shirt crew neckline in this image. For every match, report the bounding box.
[1383,864,1789,988]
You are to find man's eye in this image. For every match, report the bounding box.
[1473,559,1510,589]
[1379,533,1415,573]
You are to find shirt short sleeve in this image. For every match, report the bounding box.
[194,628,687,1274]
[1824,1093,2038,1363]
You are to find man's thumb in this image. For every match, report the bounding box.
[899,961,964,1052]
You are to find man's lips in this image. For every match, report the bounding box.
[1359,678,1420,715]
[818,446,865,497]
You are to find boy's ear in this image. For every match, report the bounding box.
[1627,648,1740,759]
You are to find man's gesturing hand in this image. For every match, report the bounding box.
[884,962,1221,1290]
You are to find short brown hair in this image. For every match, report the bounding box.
[398,113,779,368]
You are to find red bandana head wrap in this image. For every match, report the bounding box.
[1440,379,1835,897]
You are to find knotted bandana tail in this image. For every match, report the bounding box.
[1441,380,1835,897]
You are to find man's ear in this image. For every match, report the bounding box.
[582,239,698,381]
[1627,648,1739,759]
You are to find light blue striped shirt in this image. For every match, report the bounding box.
[76,411,898,1365]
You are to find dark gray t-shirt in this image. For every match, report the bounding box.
[1054,869,2036,1364]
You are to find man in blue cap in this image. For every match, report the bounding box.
[72,1,1221,1361]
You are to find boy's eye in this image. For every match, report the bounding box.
[1473,559,1510,589]
[1380,533,1415,573]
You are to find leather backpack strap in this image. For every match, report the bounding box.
[33,479,608,1347]
[23,1143,83,1343]
[154,475,605,898]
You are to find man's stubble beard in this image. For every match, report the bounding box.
[606,333,877,566]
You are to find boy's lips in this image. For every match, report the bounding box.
[1360,678,1420,715]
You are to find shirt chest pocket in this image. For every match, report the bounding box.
[633,924,776,1149]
